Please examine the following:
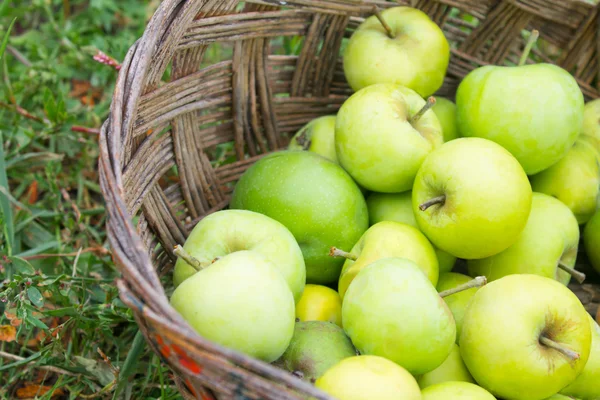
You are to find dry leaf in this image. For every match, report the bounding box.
[4,310,22,327]
[26,181,38,204]
[0,325,16,342]
[16,383,64,399]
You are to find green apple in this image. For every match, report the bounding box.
[413,137,532,259]
[230,151,368,284]
[421,382,495,400]
[468,193,582,286]
[342,257,455,375]
[335,221,439,300]
[582,98,600,154]
[315,355,421,400]
[366,191,456,273]
[295,284,342,328]
[288,115,338,163]
[276,321,355,383]
[437,273,481,342]
[416,344,475,389]
[584,211,600,274]
[432,97,458,142]
[460,274,592,400]
[173,209,305,302]
[456,63,584,175]
[170,251,295,362]
[335,83,443,193]
[561,315,600,399]
[530,139,600,224]
[343,7,449,97]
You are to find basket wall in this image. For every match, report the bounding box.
[99,0,600,398]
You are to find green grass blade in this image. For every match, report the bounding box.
[0,17,16,61]
[0,130,14,255]
[113,331,146,399]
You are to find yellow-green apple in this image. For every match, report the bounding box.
[437,273,481,342]
[432,97,459,142]
[288,115,338,163]
[468,193,583,286]
[276,321,355,383]
[530,139,600,224]
[343,7,449,97]
[456,62,584,175]
[230,151,368,284]
[460,274,592,400]
[366,191,456,273]
[170,251,295,362]
[560,315,600,399]
[421,382,495,400]
[173,209,305,302]
[295,284,343,328]
[584,211,600,274]
[413,137,532,259]
[582,98,600,154]
[315,355,421,400]
[334,221,439,300]
[416,344,475,389]
[335,84,443,193]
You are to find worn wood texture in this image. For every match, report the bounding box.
[99,0,600,398]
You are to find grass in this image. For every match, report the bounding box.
[0,1,185,398]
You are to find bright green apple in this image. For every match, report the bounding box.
[288,115,338,163]
[582,98,600,155]
[584,211,600,274]
[342,257,455,375]
[343,7,449,97]
[421,382,495,400]
[416,344,474,389]
[530,139,600,224]
[413,137,532,259]
[560,315,600,399]
[173,209,305,302]
[315,355,421,400]
[336,221,439,300]
[460,274,592,400]
[335,83,443,193]
[432,97,458,142]
[456,63,584,175]
[366,191,456,273]
[437,273,481,342]
[170,251,295,362]
[230,151,368,284]
[468,193,580,286]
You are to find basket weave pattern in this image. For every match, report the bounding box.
[100,0,600,398]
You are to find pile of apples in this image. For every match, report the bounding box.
[168,6,600,400]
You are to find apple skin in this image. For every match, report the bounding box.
[288,115,338,163]
[295,284,343,328]
[366,191,456,273]
[230,151,368,284]
[421,382,496,400]
[173,209,305,302]
[335,83,443,193]
[170,251,295,363]
[432,97,459,142]
[582,98,600,155]
[459,274,592,400]
[560,315,600,399]
[468,193,578,286]
[530,139,600,224]
[315,355,421,400]
[456,63,584,175]
[337,221,439,300]
[416,344,475,389]
[413,137,532,259]
[343,7,449,97]
[437,273,481,342]
[584,211,600,274]
[343,257,455,375]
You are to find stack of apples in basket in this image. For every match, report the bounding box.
[168,6,600,400]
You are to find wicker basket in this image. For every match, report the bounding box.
[99,0,600,398]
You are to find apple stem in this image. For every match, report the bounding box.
[409,97,436,125]
[329,247,358,261]
[518,29,539,67]
[295,130,311,150]
[173,245,205,272]
[439,276,487,298]
[557,261,586,284]
[372,6,394,39]
[539,335,580,361]
[419,195,446,211]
